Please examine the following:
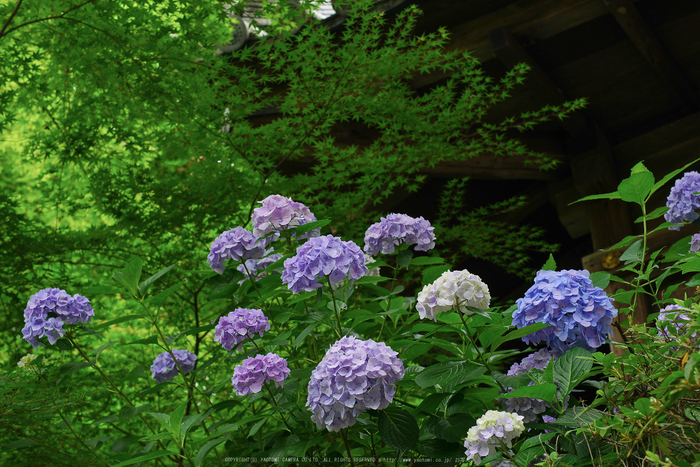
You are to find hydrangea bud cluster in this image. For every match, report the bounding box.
[215,308,271,352]
[363,213,435,256]
[251,194,319,238]
[416,269,491,321]
[464,411,525,465]
[207,227,267,274]
[151,349,198,383]
[237,252,283,282]
[691,234,700,254]
[307,336,405,432]
[17,353,38,370]
[231,353,290,396]
[282,235,367,293]
[665,171,700,230]
[22,288,95,348]
[512,269,617,352]
[500,349,560,423]
[657,304,697,343]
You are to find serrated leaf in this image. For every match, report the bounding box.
[520,432,557,450]
[492,372,532,390]
[548,407,604,426]
[422,264,451,286]
[498,383,557,404]
[542,254,556,271]
[397,249,413,269]
[424,413,475,443]
[619,239,643,264]
[589,271,611,289]
[295,219,331,234]
[553,347,593,398]
[415,361,471,388]
[635,205,669,223]
[112,257,145,297]
[410,256,445,266]
[618,171,655,205]
[379,408,419,452]
[490,323,549,351]
[138,264,175,295]
[650,158,700,197]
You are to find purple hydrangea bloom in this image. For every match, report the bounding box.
[306,336,405,432]
[231,353,290,396]
[657,304,697,343]
[500,349,561,423]
[464,410,525,465]
[214,308,271,351]
[151,349,198,383]
[691,234,700,253]
[207,227,267,274]
[282,235,367,293]
[22,288,94,348]
[237,251,283,283]
[665,171,700,230]
[512,269,617,352]
[251,195,319,238]
[363,213,435,256]
[416,269,491,321]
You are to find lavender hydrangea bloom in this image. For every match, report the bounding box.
[151,349,198,383]
[363,213,435,256]
[207,227,267,274]
[215,308,271,351]
[657,304,697,343]
[237,251,283,283]
[512,269,617,352]
[282,235,367,293]
[416,269,491,321]
[500,349,561,423]
[464,410,525,465]
[665,171,700,230]
[691,234,700,253]
[22,288,94,348]
[251,195,319,238]
[231,353,290,396]
[306,336,405,432]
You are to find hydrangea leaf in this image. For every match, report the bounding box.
[111,450,174,467]
[425,413,475,443]
[619,239,643,264]
[138,264,175,295]
[498,383,558,404]
[295,218,331,234]
[379,407,419,452]
[415,360,473,388]
[410,256,445,266]
[589,271,611,289]
[422,264,452,285]
[618,170,655,205]
[489,322,549,352]
[553,346,593,399]
[542,253,556,271]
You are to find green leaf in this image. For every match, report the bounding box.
[410,256,445,266]
[397,249,413,269]
[148,282,184,308]
[424,413,475,443]
[112,257,145,297]
[515,445,546,467]
[589,271,611,289]
[498,383,557,404]
[542,253,556,271]
[295,218,331,234]
[194,437,227,467]
[91,341,118,360]
[618,170,655,205]
[126,336,159,346]
[548,407,604,426]
[553,346,593,398]
[572,191,621,204]
[293,322,319,347]
[171,401,188,444]
[422,264,451,286]
[111,450,174,467]
[650,158,700,197]
[635,205,669,223]
[415,361,472,388]
[92,315,145,331]
[248,418,266,438]
[490,323,549,351]
[619,239,643,264]
[55,338,73,351]
[354,276,390,284]
[60,360,95,375]
[138,264,175,295]
[379,407,419,452]
[6,438,36,450]
[414,393,452,416]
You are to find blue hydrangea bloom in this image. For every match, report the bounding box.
[22,288,94,348]
[237,251,283,283]
[363,213,435,256]
[282,235,367,293]
[207,227,267,274]
[306,336,405,432]
[500,349,560,422]
[691,234,700,253]
[151,349,198,383]
[251,194,319,238]
[231,353,290,396]
[215,308,271,352]
[665,171,700,230]
[512,269,617,352]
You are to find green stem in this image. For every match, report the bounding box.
[340,428,355,467]
[263,381,293,432]
[457,312,506,392]
[327,278,343,338]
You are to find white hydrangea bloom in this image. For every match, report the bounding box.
[416,269,491,321]
[17,353,38,370]
[464,410,525,465]
[364,256,381,277]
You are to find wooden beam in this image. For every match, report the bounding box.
[488,26,590,138]
[603,0,700,111]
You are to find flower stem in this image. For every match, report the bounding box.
[340,428,355,467]
[327,278,343,338]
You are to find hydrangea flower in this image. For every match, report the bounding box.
[207,227,267,274]
[282,235,367,293]
[151,349,198,383]
[306,336,404,432]
[237,251,283,282]
[691,234,700,253]
[22,288,94,348]
[363,213,435,256]
[665,171,700,230]
[251,194,319,238]
[17,354,38,370]
[231,353,290,396]
[500,349,561,423]
[416,269,491,321]
[215,308,271,351]
[657,304,697,343]
[363,256,381,277]
[464,410,525,465]
[512,269,617,352]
